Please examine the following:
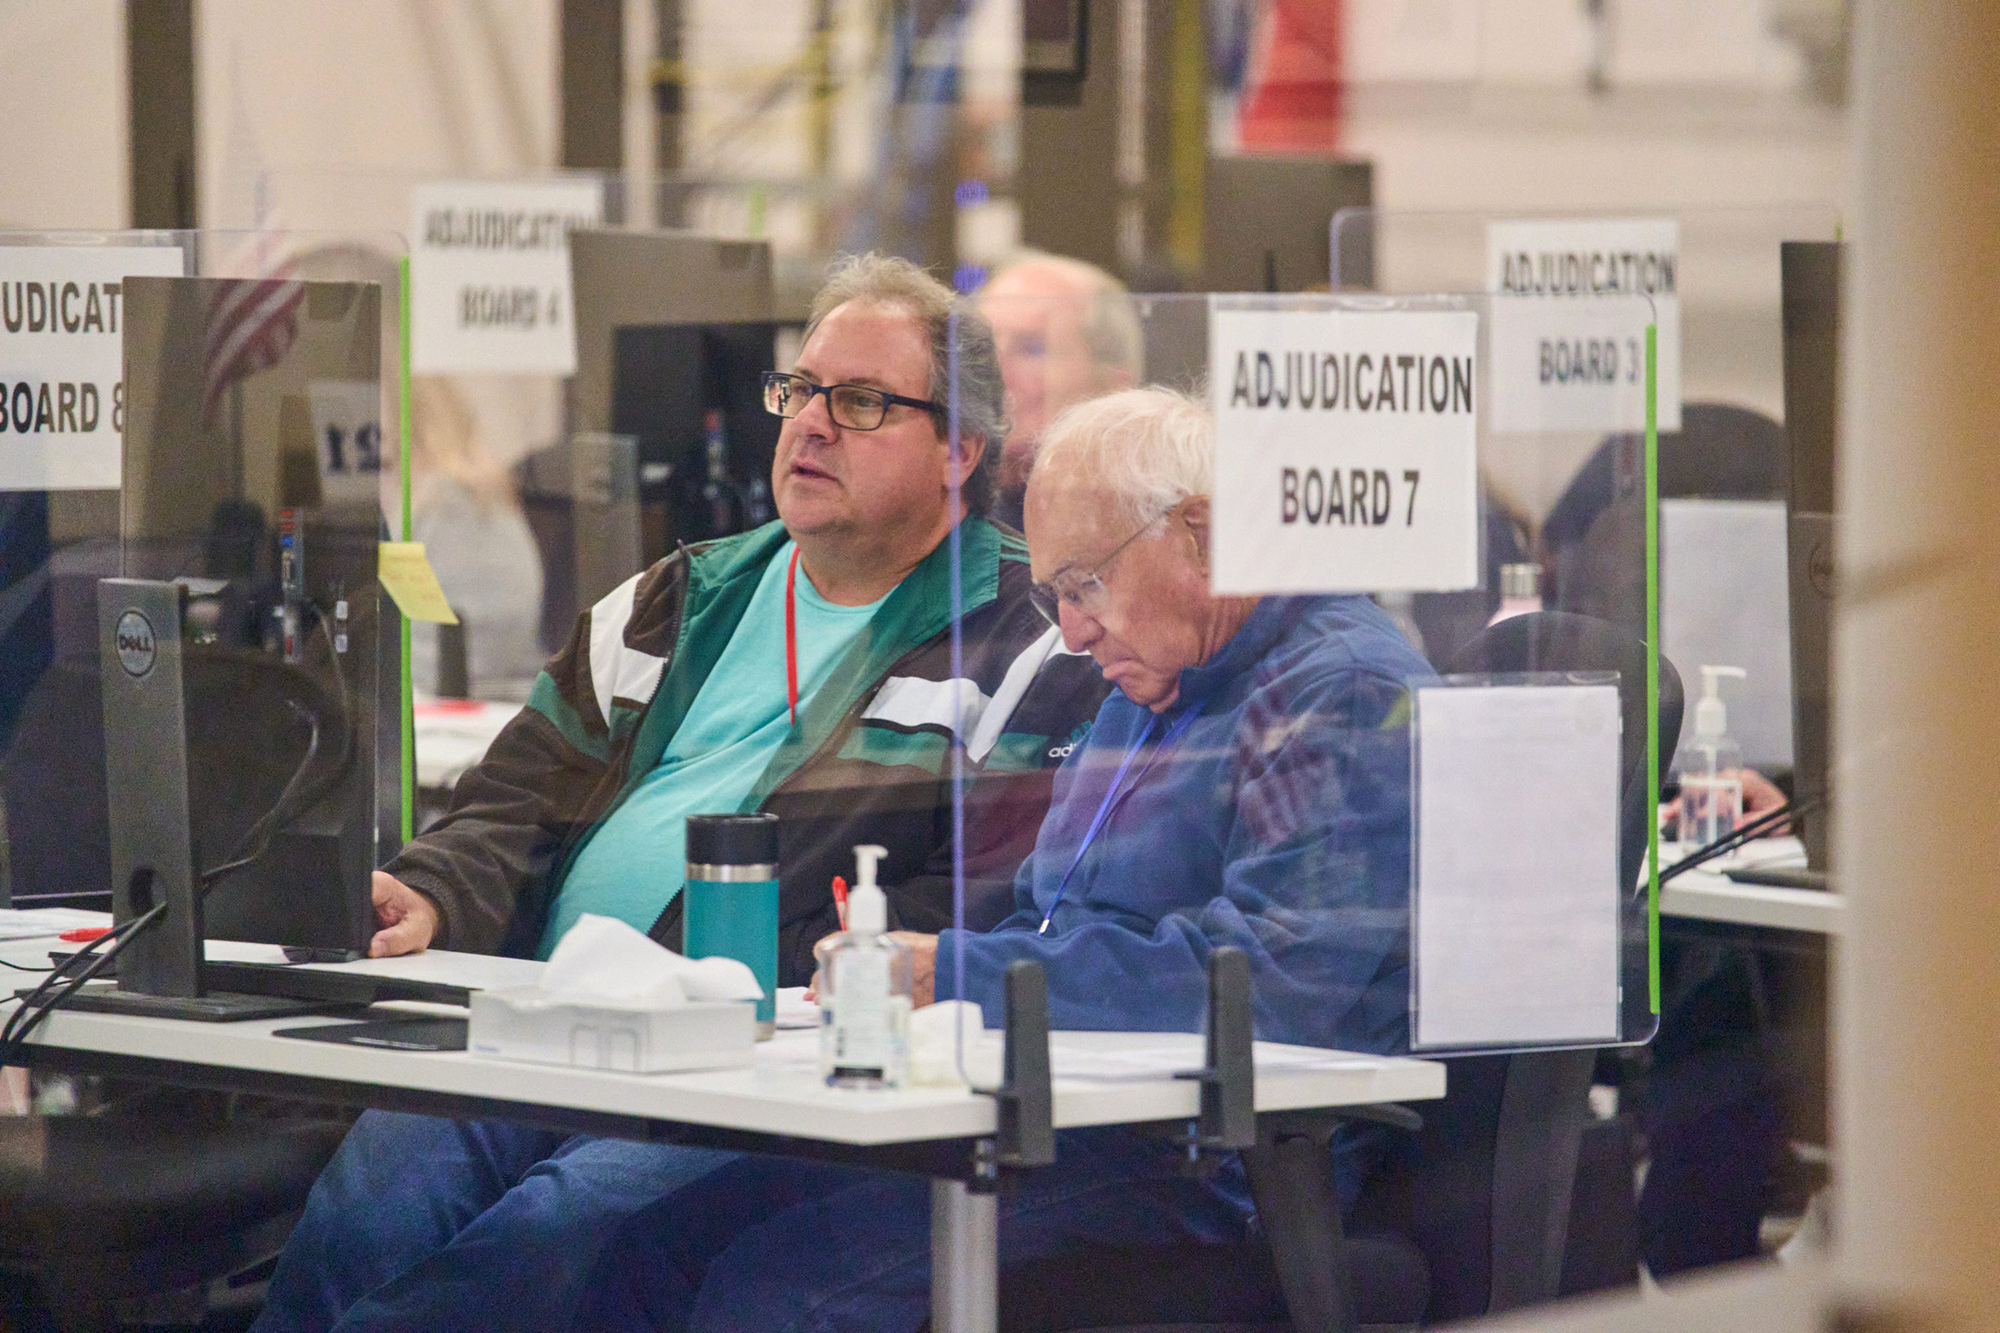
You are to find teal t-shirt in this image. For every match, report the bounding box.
[537,544,888,957]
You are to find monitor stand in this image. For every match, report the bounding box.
[85,579,355,1023]
[25,982,332,1022]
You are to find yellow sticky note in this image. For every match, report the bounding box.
[377,542,460,624]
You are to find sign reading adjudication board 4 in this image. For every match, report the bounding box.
[0,246,186,491]
[409,179,603,375]
[1485,218,1681,434]
[1210,305,1479,595]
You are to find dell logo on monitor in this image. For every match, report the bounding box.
[115,609,157,677]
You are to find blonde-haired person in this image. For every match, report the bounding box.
[406,377,545,700]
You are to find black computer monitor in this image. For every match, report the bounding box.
[612,321,783,552]
[1780,241,1841,874]
[107,274,391,962]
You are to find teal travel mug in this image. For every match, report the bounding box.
[682,813,780,1037]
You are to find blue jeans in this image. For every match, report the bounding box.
[251,1111,740,1333]
[575,1126,1256,1333]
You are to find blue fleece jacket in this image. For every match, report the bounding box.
[937,593,1430,1055]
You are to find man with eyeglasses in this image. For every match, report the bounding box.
[252,254,1107,1333]
[567,387,1436,1332]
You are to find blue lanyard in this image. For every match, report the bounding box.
[1037,700,1206,935]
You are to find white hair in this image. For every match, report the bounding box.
[986,249,1144,378]
[1030,387,1212,532]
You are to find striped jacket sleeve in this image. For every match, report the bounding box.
[384,562,672,953]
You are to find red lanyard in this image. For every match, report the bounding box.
[785,546,802,726]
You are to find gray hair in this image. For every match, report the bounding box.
[1031,387,1212,533]
[807,253,1006,515]
[987,249,1143,377]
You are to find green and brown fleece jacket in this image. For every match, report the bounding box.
[388,517,1110,985]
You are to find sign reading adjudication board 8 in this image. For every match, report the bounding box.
[1209,305,1479,595]
[0,246,186,492]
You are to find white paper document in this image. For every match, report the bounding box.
[1660,498,1793,768]
[1413,683,1622,1049]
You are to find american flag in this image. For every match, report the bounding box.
[201,231,306,427]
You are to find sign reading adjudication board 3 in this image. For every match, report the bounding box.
[0,246,185,492]
[1210,305,1479,595]
[1485,218,1681,434]
[410,179,603,375]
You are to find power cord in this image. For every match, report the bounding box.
[1660,787,1830,885]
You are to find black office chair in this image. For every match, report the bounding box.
[986,612,1683,1332]
[1542,409,1807,1277]
[0,645,360,1331]
[0,1100,351,1332]
[1542,402,1787,633]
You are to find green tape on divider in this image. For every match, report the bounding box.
[1645,322,1661,1016]
[398,254,415,846]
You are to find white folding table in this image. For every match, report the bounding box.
[1,939,1445,1333]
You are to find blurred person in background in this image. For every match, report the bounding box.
[407,376,546,700]
[978,251,1143,528]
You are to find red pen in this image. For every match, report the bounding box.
[831,876,849,930]
[60,926,111,943]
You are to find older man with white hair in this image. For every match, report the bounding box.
[576,386,1435,1333]
[978,250,1143,527]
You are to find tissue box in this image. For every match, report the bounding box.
[467,987,756,1074]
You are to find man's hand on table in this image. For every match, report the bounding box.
[369,872,440,957]
[893,932,938,1008]
[806,931,939,1007]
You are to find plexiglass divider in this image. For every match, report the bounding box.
[0,230,404,949]
[939,285,1660,1071]
[244,168,636,708]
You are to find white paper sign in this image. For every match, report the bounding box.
[1661,498,1793,768]
[1209,304,1479,594]
[305,379,385,507]
[409,179,604,375]
[0,245,186,491]
[1413,683,1622,1049]
[1485,219,1682,434]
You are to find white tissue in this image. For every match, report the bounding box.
[541,914,761,1007]
[907,1001,997,1086]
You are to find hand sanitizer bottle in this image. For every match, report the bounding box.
[1676,665,1748,848]
[819,845,912,1089]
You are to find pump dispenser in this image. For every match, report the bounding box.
[818,844,913,1088]
[1676,665,1748,847]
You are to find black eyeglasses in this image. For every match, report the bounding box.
[761,372,943,432]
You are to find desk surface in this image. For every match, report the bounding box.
[413,697,518,789]
[1657,838,1844,936]
[3,938,1444,1148]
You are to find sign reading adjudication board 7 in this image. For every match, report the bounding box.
[1208,304,1480,595]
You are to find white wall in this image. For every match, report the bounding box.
[196,0,567,467]
[0,0,128,230]
[198,0,561,233]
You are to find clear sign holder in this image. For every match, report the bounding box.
[937,284,1663,1064]
[0,227,408,911]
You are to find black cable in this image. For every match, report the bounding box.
[0,958,55,973]
[2,913,139,1046]
[1660,789,1830,885]
[1,906,164,1063]
[2,601,357,1061]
